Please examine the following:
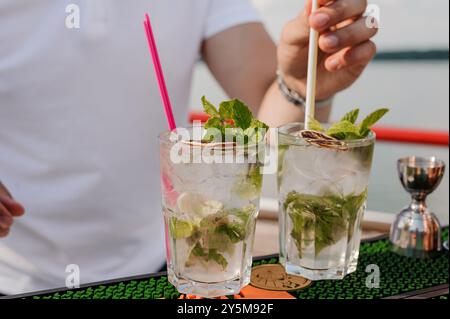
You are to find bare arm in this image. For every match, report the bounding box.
[201,22,276,114]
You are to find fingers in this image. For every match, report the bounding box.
[309,0,368,31]
[0,203,13,228]
[325,40,377,72]
[280,11,310,46]
[0,202,13,225]
[319,17,378,54]
[0,192,25,217]
[0,227,10,238]
[0,203,13,238]
[0,183,24,238]
[286,0,371,46]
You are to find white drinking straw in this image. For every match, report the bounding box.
[304,0,320,130]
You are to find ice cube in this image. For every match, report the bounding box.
[280,145,371,197]
[200,200,224,218]
[177,192,205,216]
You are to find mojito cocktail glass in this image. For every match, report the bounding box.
[159,129,263,297]
[278,123,375,280]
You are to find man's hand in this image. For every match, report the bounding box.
[278,0,378,100]
[0,181,24,237]
[202,0,377,126]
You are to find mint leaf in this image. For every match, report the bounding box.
[358,108,389,137]
[186,243,228,270]
[308,118,325,132]
[343,189,368,239]
[231,205,256,226]
[204,117,223,142]
[219,101,233,119]
[204,117,222,130]
[284,189,367,257]
[207,231,233,251]
[248,164,263,193]
[326,120,361,140]
[308,107,388,142]
[208,250,228,269]
[201,96,219,117]
[200,96,268,145]
[245,119,269,144]
[230,99,252,130]
[341,109,360,124]
[249,118,269,130]
[216,222,246,243]
[191,243,207,257]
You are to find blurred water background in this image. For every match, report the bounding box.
[189,0,449,224]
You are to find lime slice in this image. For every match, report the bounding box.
[170,218,194,239]
[177,192,205,215]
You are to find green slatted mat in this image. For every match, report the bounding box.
[28,228,448,300]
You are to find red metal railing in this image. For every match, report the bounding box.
[372,126,449,146]
[188,112,449,146]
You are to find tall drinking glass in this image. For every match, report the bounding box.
[278,123,375,280]
[159,128,264,297]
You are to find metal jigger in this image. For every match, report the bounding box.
[390,156,446,258]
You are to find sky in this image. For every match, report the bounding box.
[251,0,450,50]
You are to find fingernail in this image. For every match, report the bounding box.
[322,34,339,49]
[311,13,330,28]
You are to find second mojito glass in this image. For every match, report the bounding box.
[159,129,264,297]
[278,123,375,280]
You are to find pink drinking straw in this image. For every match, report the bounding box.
[143,14,177,200]
[143,13,176,131]
[143,14,177,262]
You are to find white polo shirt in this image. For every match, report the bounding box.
[0,0,259,295]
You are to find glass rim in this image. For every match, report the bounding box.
[398,156,446,169]
[278,122,376,147]
[158,127,267,150]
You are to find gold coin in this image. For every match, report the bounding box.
[250,264,311,291]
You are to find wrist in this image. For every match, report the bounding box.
[277,70,334,109]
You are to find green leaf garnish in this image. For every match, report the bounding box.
[203,117,224,142]
[201,96,219,117]
[219,101,234,120]
[327,120,361,140]
[340,109,360,124]
[318,108,389,141]
[200,97,268,144]
[204,116,221,129]
[358,108,389,137]
[308,117,325,132]
[230,99,253,130]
